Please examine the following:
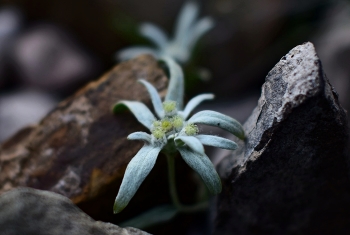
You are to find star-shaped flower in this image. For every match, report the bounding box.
[113,57,244,213]
[116,1,214,64]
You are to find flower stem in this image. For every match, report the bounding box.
[166,153,208,213]
[166,153,182,208]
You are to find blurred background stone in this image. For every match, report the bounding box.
[0,88,57,142]
[10,24,100,92]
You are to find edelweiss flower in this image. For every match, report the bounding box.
[113,58,244,213]
[116,1,214,64]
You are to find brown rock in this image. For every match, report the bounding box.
[0,55,167,204]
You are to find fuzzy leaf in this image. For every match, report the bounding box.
[127,132,152,143]
[113,101,156,130]
[180,93,214,119]
[175,135,205,154]
[178,147,221,194]
[188,17,214,50]
[163,57,184,109]
[196,134,238,150]
[117,47,157,61]
[174,1,199,48]
[187,110,245,139]
[140,23,169,49]
[139,79,164,118]
[114,145,161,213]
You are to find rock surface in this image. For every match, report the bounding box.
[214,42,350,235]
[0,54,209,234]
[0,187,149,235]
[0,55,167,204]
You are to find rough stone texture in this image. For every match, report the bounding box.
[0,187,149,235]
[0,55,167,204]
[214,42,350,235]
[0,54,206,234]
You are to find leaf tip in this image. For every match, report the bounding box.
[112,102,128,114]
[237,130,245,140]
[113,201,126,214]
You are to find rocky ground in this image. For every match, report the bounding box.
[1,1,350,234]
[1,42,349,234]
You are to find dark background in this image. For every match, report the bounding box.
[1,0,349,143]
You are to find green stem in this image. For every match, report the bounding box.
[166,153,182,208]
[166,153,208,213]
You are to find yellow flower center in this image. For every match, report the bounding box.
[172,115,184,129]
[184,123,199,136]
[163,101,177,115]
[161,119,173,132]
[152,128,165,139]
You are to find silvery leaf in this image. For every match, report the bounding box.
[175,135,205,155]
[140,23,169,49]
[188,17,214,50]
[127,132,152,144]
[187,110,245,139]
[178,147,221,194]
[113,101,156,130]
[139,79,164,118]
[117,47,158,61]
[114,145,161,213]
[174,1,199,48]
[180,93,214,119]
[163,57,184,109]
[196,134,238,150]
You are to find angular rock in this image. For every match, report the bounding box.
[214,42,350,235]
[0,187,149,235]
[0,55,167,204]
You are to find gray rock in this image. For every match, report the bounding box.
[0,187,150,235]
[11,24,99,91]
[214,42,350,235]
[0,89,57,142]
